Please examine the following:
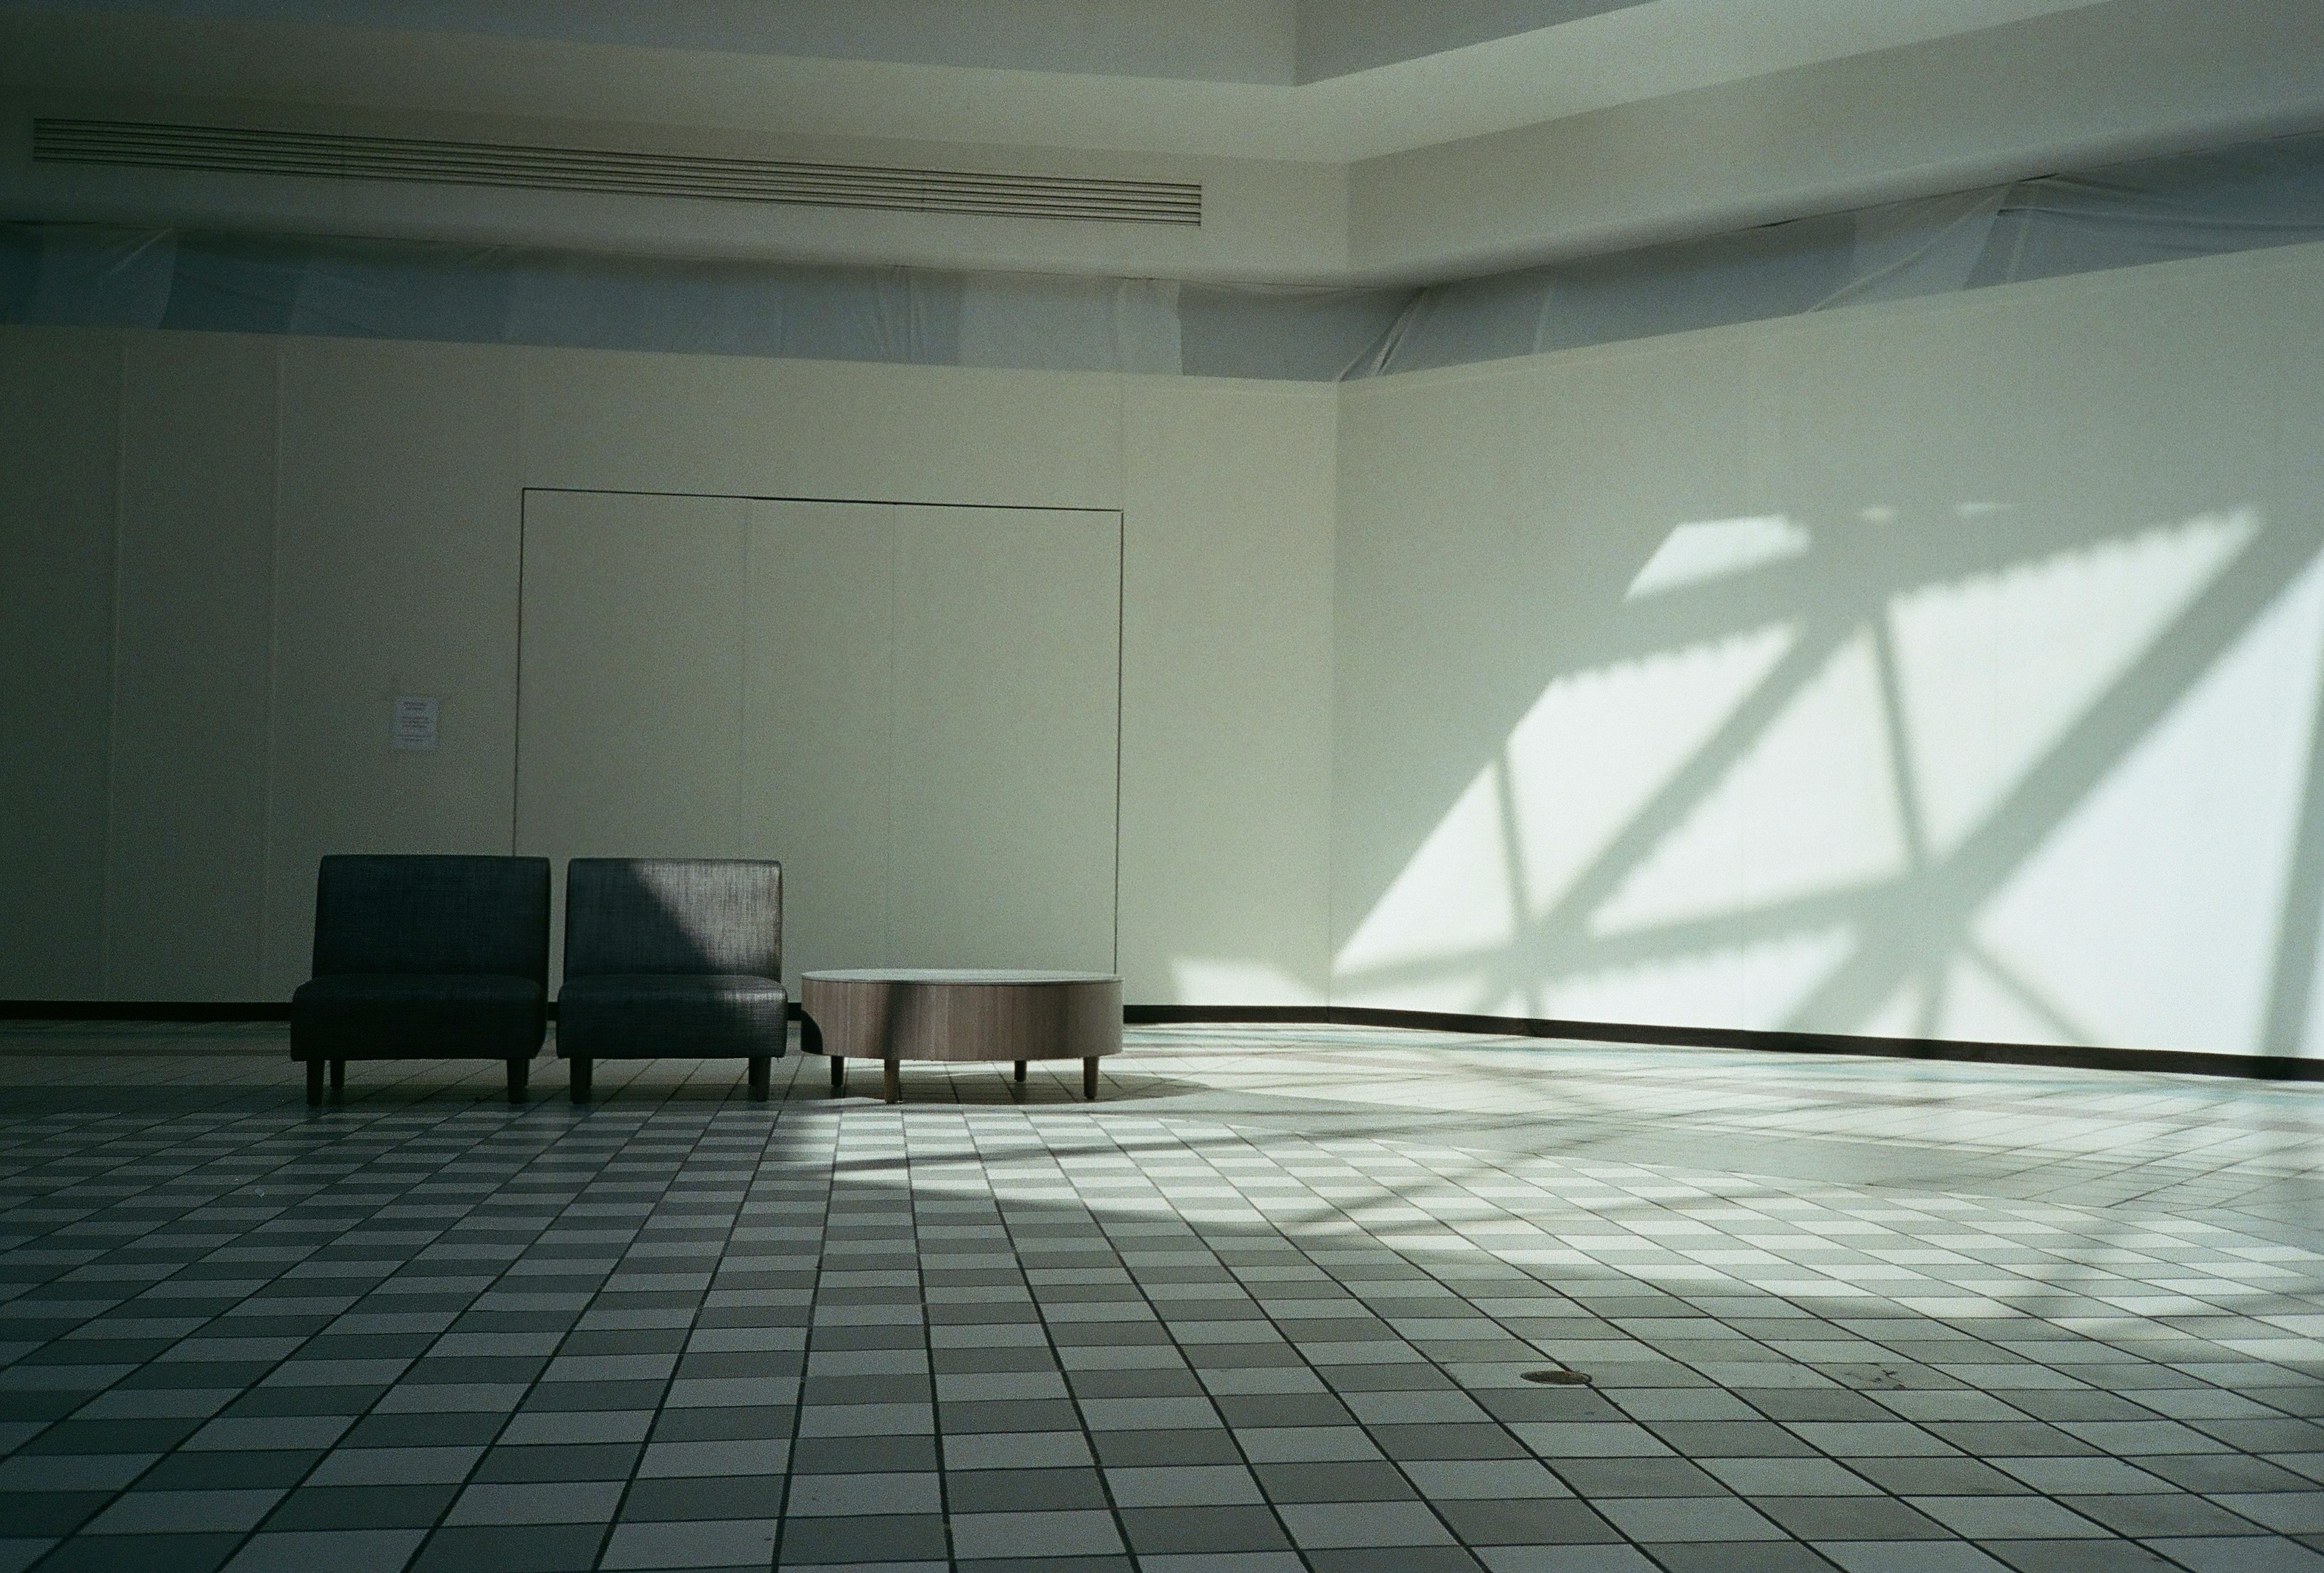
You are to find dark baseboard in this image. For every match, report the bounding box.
[1125,1003,2324,1083]
[3,1000,812,1023]
[0,1000,292,1022]
[8,999,2319,1082]
[1127,1005,1331,1026]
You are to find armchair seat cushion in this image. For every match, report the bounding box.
[292,973,546,1060]
[557,974,789,1060]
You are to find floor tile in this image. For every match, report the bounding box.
[1277,1500,1455,1548]
[8,1022,2324,1573]
[224,1528,427,1572]
[1117,1504,1293,1554]
[948,1508,1124,1558]
[81,1488,284,1534]
[599,1517,780,1569]
[442,1479,623,1525]
[785,1471,944,1517]
[774,1512,950,1563]
[1102,1463,1265,1508]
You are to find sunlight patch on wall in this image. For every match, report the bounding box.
[1738,927,1862,1028]
[1626,516,1812,600]
[1333,970,1491,1014]
[1972,545,2324,1056]
[1889,511,2259,858]
[2303,899,2324,1059]
[1590,629,1911,936]
[1535,927,1856,1032]
[1855,977,1927,1039]
[1168,956,1321,1007]
[1485,987,1540,1019]
[1937,953,2078,1046]
[1505,625,1795,921]
[1333,761,1514,974]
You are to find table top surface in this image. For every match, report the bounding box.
[802,968,1120,986]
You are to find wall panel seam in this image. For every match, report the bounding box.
[97,338,127,1000]
[256,345,285,994]
[883,503,899,961]
[512,488,530,856]
[1111,507,1125,976]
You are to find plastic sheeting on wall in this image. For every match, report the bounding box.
[8,127,2324,379]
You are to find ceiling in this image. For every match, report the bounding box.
[2,0,2321,284]
[0,0,2116,162]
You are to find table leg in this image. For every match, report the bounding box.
[1084,1057,1098,1100]
[884,1058,901,1104]
[329,1059,346,1092]
[1014,1060,1027,1083]
[830,1056,845,1094]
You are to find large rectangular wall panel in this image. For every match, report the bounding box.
[1333,240,2324,1061]
[516,490,754,985]
[1118,379,1335,1005]
[264,339,524,997]
[516,494,1121,988]
[1763,257,2309,1057]
[0,329,119,999]
[744,499,896,990]
[105,333,277,999]
[888,506,1121,972]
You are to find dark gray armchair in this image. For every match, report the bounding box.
[557,858,787,1101]
[291,855,552,1105]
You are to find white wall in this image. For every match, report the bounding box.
[0,330,117,998]
[107,333,276,997]
[514,493,1126,990]
[0,330,1337,1007]
[1120,380,1338,1005]
[1334,240,2324,1059]
[15,235,2324,1062]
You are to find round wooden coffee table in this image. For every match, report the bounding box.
[800,968,1123,1103]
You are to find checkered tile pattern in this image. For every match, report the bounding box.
[2,1020,2322,1572]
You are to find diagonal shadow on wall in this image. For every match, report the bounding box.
[1333,499,2324,1060]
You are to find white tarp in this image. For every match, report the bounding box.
[9,127,2324,380]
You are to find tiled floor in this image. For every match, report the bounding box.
[2,1022,2322,1573]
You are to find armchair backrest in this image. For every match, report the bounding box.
[311,855,552,982]
[563,858,782,980]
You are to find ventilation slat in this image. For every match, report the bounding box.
[31,119,1204,226]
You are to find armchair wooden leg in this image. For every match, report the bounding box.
[830,1056,845,1094]
[570,1058,592,1103]
[1084,1057,1098,1101]
[748,1057,770,1098]
[1014,1060,1027,1083]
[507,1058,528,1103]
[329,1059,346,1093]
[305,1060,324,1106]
[884,1057,901,1104]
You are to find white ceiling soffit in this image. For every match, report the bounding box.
[0,0,2115,163]
[0,0,1656,86]
[3,0,2320,286]
[12,0,1314,87]
[1350,0,2324,281]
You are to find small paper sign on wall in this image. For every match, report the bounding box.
[392,696,440,751]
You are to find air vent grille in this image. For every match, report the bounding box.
[32,118,1203,226]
